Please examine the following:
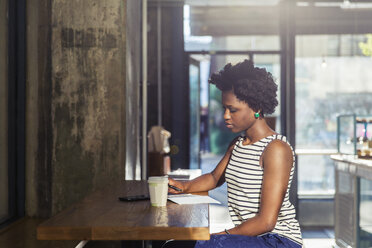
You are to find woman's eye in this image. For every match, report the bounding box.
[230,109,237,113]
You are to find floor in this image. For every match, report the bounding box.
[301,228,335,248]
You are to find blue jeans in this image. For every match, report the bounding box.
[195,233,302,248]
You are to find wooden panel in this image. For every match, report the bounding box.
[37,181,210,241]
[93,226,210,240]
[37,226,91,240]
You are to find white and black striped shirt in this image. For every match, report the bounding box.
[225,134,303,245]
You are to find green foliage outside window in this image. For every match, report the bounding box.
[359,34,372,57]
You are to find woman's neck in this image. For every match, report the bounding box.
[243,120,275,145]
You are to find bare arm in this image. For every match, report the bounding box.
[168,137,239,194]
[219,140,293,236]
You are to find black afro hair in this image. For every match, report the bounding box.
[208,59,278,116]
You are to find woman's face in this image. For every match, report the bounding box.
[222,90,256,133]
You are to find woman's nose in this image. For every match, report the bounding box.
[224,109,230,120]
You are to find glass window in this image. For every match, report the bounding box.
[253,54,281,132]
[185,35,280,52]
[183,3,280,51]
[189,60,200,169]
[296,34,372,195]
[208,55,249,155]
[298,155,335,195]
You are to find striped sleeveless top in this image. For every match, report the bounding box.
[225,134,303,245]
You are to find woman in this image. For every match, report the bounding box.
[167,60,303,248]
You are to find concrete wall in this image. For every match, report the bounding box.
[26,0,43,218]
[26,0,139,217]
[50,0,127,215]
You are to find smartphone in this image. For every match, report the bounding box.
[168,184,182,192]
[118,195,150,202]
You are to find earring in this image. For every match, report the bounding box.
[254,112,260,118]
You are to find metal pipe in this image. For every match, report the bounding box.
[142,0,148,180]
[157,4,162,126]
[75,241,88,248]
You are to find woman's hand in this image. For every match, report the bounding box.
[168,178,185,194]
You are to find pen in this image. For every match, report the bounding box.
[168,184,182,192]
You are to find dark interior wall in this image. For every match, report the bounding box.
[147,5,160,130]
[147,3,187,169]
[169,6,188,170]
[26,0,131,217]
[0,0,8,218]
[147,4,174,133]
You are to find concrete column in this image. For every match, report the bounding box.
[50,0,127,214]
[26,0,141,217]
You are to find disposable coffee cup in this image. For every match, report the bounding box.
[147,176,169,207]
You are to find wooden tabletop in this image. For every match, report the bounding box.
[37,180,210,241]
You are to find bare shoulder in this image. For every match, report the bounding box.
[263,139,293,168]
[265,139,292,154]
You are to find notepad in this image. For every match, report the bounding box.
[168,194,221,205]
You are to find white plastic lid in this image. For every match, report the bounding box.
[148,176,169,183]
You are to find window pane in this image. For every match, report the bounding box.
[209,55,247,155]
[184,6,280,52]
[253,54,281,132]
[296,34,372,194]
[185,35,280,52]
[189,62,200,169]
[297,155,335,195]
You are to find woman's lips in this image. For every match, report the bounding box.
[225,123,233,128]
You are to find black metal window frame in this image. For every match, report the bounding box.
[1,0,26,228]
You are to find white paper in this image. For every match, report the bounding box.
[168,194,221,205]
